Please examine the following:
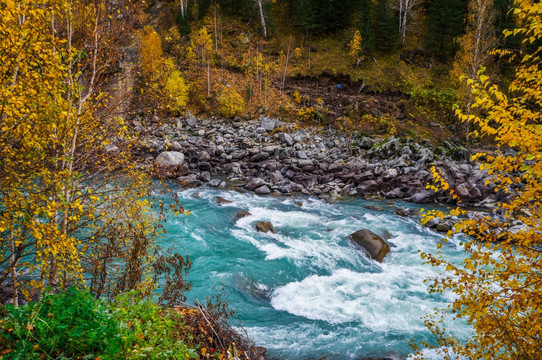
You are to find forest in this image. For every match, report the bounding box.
[0,0,541,359]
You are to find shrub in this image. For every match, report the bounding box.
[164,68,189,114]
[218,87,245,118]
[0,288,122,359]
[0,289,197,360]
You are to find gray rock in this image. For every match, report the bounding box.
[279,133,294,146]
[208,179,221,187]
[185,114,197,127]
[382,168,398,180]
[358,137,374,150]
[198,151,211,162]
[297,150,308,159]
[406,190,435,203]
[394,207,412,217]
[155,151,185,168]
[245,178,266,190]
[455,183,472,201]
[385,188,404,198]
[198,171,211,182]
[356,180,379,194]
[260,117,277,131]
[254,185,271,194]
[425,217,441,228]
[349,229,391,262]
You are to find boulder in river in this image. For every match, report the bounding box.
[216,196,233,205]
[236,211,252,219]
[349,229,390,262]
[255,221,275,233]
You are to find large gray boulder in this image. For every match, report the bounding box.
[155,151,185,169]
[349,229,390,262]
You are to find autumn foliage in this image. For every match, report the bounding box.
[0,0,186,304]
[416,1,542,358]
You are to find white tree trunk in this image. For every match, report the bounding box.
[395,0,421,46]
[257,0,267,39]
[179,0,186,18]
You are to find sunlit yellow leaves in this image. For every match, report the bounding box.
[417,2,542,359]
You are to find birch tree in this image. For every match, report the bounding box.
[392,0,423,46]
[452,0,497,137]
[256,0,268,39]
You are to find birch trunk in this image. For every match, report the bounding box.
[257,0,267,39]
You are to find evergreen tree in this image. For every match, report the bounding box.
[425,0,467,58]
[296,0,355,34]
[358,0,375,53]
[373,0,399,53]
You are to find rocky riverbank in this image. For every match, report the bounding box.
[132,115,504,209]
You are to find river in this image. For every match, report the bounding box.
[161,186,471,359]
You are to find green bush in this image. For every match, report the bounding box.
[114,291,196,360]
[0,287,121,359]
[0,289,197,360]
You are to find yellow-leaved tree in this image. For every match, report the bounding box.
[0,0,187,305]
[140,25,189,115]
[414,1,542,358]
[348,30,364,67]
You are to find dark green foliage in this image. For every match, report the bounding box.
[296,0,356,34]
[0,289,196,360]
[219,0,253,22]
[373,0,399,52]
[198,0,212,20]
[358,0,375,53]
[425,0,467,58]
[0,288,122,359]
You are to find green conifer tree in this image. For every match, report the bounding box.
[374,0,399,52]
[425,0,467,58]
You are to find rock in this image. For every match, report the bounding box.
[216,196,233,205]
[198,171,211,182]
[260,116,277,131]
[279,133,294,146]
[425,217,441,228]
[155,151,185,169]
[385,188,403,198]
[358,137,374,150]
[208,179,221,187]
[436,221,454,232]
[255,221,275,233]
[245,178,266,190]
[185,114,197,127]
[406,190,435,203]
[254,185,271,195]
[356,180,379,194]
[236,211,251,219]
[348,229,391,262]
[382,168,398,180]
[198,151,211,162]
[296,150,308,159]
[455,183,472,201]
[394,207,412,217]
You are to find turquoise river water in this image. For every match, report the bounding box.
[161,186,471,360]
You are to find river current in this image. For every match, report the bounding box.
[161,186,470,359]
